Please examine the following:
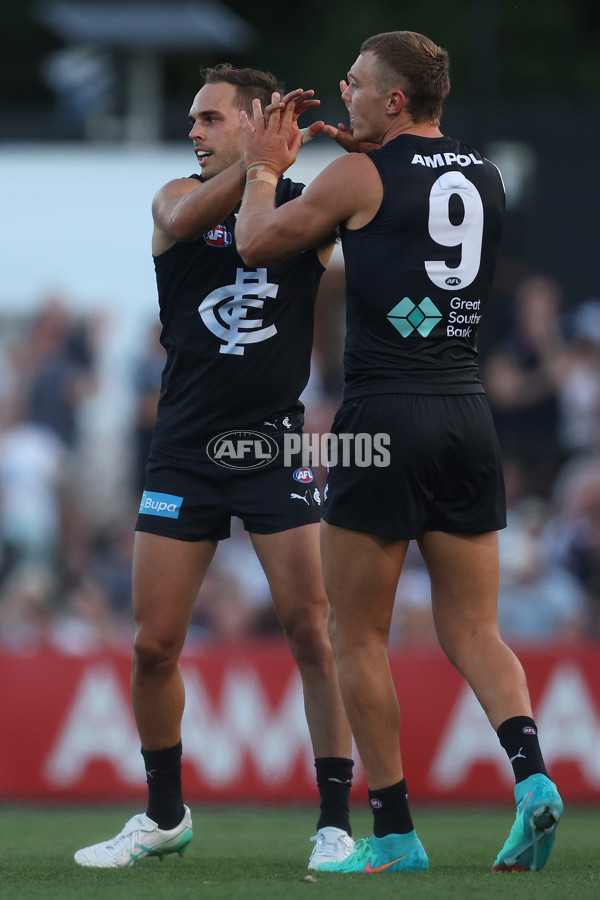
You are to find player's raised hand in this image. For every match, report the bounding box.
[241,97,302,177]
[286,88,320,122]
[264,89,324,147]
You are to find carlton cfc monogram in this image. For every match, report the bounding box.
[198,267,279,355]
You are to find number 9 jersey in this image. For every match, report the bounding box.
[340,134,505,401]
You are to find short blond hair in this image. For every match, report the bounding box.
[360,31,450,125]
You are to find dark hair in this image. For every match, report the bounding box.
[360,31,450,125]
[200,63,284,114]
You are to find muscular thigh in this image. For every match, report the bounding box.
[250,524,326,634]
[133,531,217,647]
[418,529,500,641]
[321,522,409,640]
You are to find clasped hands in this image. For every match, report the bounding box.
[240,83,380,186]
[240,88,323,185]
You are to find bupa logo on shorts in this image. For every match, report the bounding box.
[139,491,184,519]
[293,467,314,484]
[387,296,442,338]
[204,225,232,247]
[207,430,279,469]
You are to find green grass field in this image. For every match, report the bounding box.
[1,804,598,899]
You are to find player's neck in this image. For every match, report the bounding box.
[382,119,443,144]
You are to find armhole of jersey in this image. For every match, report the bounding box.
[303,241,327,275]
[153,241,186,263]
[486,159,506,202]
[313,251,327,275]
[342,153,386,236]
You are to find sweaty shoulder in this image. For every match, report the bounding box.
[153,173,201,204]
[304,153,383,231]
[152,174,204,255]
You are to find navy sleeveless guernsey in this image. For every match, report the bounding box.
[340,134,505,399]
[152,176,324,457]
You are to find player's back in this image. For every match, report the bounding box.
[341,133,505,399]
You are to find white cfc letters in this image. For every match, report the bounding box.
[424,172,484,291]
[199,268,279,356]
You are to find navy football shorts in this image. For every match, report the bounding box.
[322,393,506,540]
[136,442,321,542]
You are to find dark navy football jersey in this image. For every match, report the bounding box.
[341,134,505,398]
[151,176,324,456]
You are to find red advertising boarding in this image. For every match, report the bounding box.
[1,643,599,804]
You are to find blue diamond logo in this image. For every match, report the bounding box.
[387,297,442,338]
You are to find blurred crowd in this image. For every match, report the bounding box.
[1,264,600,654]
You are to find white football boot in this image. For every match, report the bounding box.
[74,807,193,868]
[307,826,355,869]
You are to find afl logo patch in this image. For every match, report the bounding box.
[293,467,314,483]
[204,225,232,247]
[445,276,461,286]
[207,430,279,469]
[522,726,536,735]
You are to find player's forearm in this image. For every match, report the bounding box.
[168,160,246,241]
[236,181,283,266]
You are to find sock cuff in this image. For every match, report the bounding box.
[497,716,537,745]
[141,741,182,770]
[368,778,408,803]
[315,757,354,786]
[314,757,354,767]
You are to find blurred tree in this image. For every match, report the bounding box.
[0,3,60,105]
[1,0,599,122]
[208,0,473,96]
[502,0,600,95]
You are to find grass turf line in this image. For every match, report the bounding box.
[1,805,598,899]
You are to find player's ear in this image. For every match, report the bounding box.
[387,90,406,114]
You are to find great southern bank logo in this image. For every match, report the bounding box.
[207,430,279,469]
[139,491,183,518]
[387,297,442,338]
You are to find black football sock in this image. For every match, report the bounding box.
[369,778,414,837]
[315,757,354,835]
[141,741,185,830]
[497,716,549,783]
